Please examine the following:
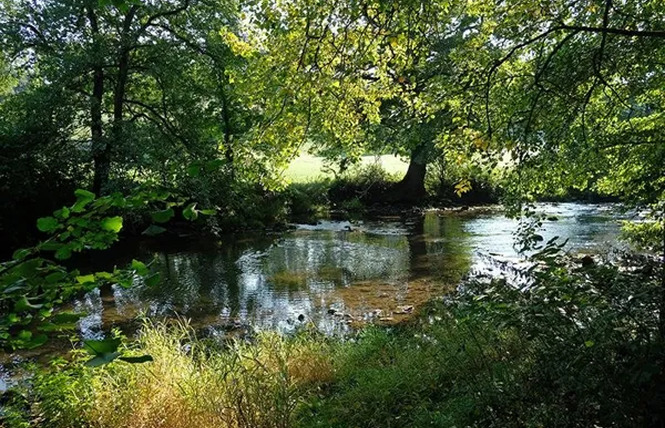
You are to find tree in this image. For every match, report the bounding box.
[464,0,665,207]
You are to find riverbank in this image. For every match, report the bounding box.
[3,247,663,428]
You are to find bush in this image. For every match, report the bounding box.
[328,163,400,207]
[300,247,665,427]
[426,157,501,205]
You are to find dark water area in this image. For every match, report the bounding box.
[0,203,631,390]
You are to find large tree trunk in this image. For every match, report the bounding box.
[386,146,428,204]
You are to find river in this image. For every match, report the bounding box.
[75,202,628,338]
[0,203,631,391]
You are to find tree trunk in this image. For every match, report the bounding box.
[90,64,107,196]
[387,147,428,204]
[87,6,107,196]
[220,75,234,176]
[107,8,136,194]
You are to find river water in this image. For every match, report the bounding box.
[75,203,627,337]
[0,203,632,391]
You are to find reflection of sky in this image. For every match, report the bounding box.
[73,203,625,337]
[466,203,626,260]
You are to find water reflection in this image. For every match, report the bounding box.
[74,203,625,337]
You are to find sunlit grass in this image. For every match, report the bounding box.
[283,153,408,183]
[33,320,336,428]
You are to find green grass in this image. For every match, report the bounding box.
[283,153,408,183]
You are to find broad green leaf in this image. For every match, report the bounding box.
[72,189,96,212]
[54,207,70,220]
[45,272,67,283]
[37,217,59,232]
[55,246,72,260]
[85,352,121,367]
[144,272,160,287]
[183,203,198,221]
[151,208,174,224]
[74,189,96,202]
[14,296,43,312]
[76,274,95,284]
[100,216,123,233]
[186,164,201,177]
[83,338,122,355]
[12,248,31,261]
[131,259,149,276]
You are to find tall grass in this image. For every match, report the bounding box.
[17,320,335,428]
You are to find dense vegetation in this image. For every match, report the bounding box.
[1,0,664,426]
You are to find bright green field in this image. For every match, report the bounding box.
[283,153,409,182]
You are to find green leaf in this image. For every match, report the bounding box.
[131,260,149,276]
[14,296,43,312]
[17,330,32,341]
[76,274,95,284]
[45,272,67,284]
[144,272,160,287]
[183,203,198,221]
[95,271,113,280]
[83,338,122,355]
[151,208,174,224]
[37,217,59,232]
[142,225,167,236]
[55,246,72,260]
[186,164,201,177]
[54,207,70,220]
[75,189,96,202]
[16,259,41,278]
[119,355,154,364]
[199,209,216,216]
[584,340,595,348]
[100,216,123,233]
[85,352,121,367]
[72,189,96,212]
[12,248,31,261]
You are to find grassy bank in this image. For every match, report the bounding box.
[3,248,663,428]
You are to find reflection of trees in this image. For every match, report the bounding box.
[261,234,410,283]
[408,213,474,283]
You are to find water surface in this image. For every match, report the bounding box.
[0,203,630,390]
[74,203,627,338]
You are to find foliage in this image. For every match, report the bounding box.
[426,156,501,205]
[0,187,213,351]
[465,0,665,209]
[328,163,401,207]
